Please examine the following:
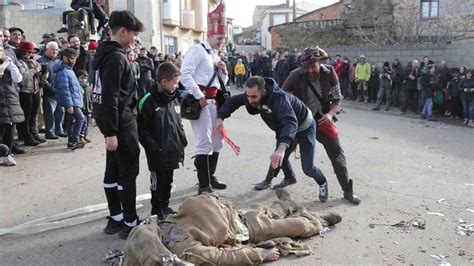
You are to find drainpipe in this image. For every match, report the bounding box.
[159,0,164,52]
[293,0,296,22]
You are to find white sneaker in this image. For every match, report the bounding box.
[3,155,17,166]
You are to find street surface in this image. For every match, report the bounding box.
[1,87,473,265]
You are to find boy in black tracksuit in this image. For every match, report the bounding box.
[92,11,144,240]
[137,62,187,220]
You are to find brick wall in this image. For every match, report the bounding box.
[296,2,342,22]
[0,5,62,44]
[324,40,474,69]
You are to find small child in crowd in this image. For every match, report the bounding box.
[77,70,93,143]
[137,62,187,220]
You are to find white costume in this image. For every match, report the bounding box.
[181,40,228,155]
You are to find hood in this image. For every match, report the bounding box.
[93,41,125,71]
[52,61,68,73]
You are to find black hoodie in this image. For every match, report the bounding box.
[92,41,137,137]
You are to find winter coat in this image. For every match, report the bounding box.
[137,87,187,171]
[80,83,93,113]
[420,70,434,98]
[283,64,339,110]
[458,78,474,101]
[274,59,290,87]
[71,0,91,10]
[391,63,403,84]
[37,55,58,97]
[0,67,24,124]
[404,66,419,91]
[234,63,245,75]
[379,68,395,89]
[355,63,371,81]
[333,60,344,78]
[73,47,92,77]
[218,78,310,147]
[136,56,154,81]
[447,79,460,97]
[368,68,380,89]
[17,60,40,94]
[54,61,83,108]
[92,41,137,137]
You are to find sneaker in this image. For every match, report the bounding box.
[67,142,85,150]
[103,217,123,234]
[151,209,165,221]
[57,27,68,33]
[163,207,177,218]
[11,144,25,155]
[420,114,427,119]
[210,177,227,189]
[371,107,380,111]
[45,134,60,140]
[463,119,469,125]
[3,155,17,166]
[56,133,68,138]
[272,178,297,189]
[198,186,219,198]
[24,139,40,146]
[34,135,47,143]
[83,136,92,143]
[343,191,361,205]
[119,222,138,240]
[255,178,272,191]
[427,116,437,121]
[319,182,328,202]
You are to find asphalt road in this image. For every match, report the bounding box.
[1,90,473,265]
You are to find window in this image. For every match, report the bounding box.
[421,0,439,19]
[164,36,177,55]
[272,14,286,26]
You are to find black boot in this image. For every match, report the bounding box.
[343,179,361,205]
[255,165,278,190]
[151,191,165,220]
[209,152,227,189]
[161,201,176,219]
[195,155,219,197]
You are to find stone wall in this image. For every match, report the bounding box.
[270,19,355,50]
[324,40,474,69]
[296,2,342,22]
[0,4,62,44]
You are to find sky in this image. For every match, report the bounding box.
[226,0,339,27]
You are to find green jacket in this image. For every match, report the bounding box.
[355,63,371,81]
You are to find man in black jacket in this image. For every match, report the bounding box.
[92,10,144,240]
[69,35,91,77]
[136,47,154,98]
[214,76,329,202]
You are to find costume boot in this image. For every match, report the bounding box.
[209,152,227,189]
[343,179,361,205]
[195,155,219,198]
[255,165,279,190]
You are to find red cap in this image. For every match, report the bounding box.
[88,41,99,51]
[208,1,226,35]
[17,41,38,53]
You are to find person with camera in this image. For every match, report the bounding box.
[372,62,395,112]
[401,60,420,115]
[180,1,229,197]
[0,30,23,166]
[15,41,47,146]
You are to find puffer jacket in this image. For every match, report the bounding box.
[53,61,83,108]
[0,67,24,124]
[459,78,474,101]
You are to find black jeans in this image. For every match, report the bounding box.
[18,92,41,141]
[0,123,14,155]
[392,81,402,106]
[103,120,140,223]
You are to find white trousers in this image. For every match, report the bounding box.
[190,99,223,155]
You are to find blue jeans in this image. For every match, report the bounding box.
[80,112,92,137]
[461,96,474,120]
[281,120,327,185]
[422,98,433,116]
[340,76,349,97]
[65,107,85,144]
[55,106,65,135]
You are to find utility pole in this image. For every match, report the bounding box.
[293,0,296,22]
